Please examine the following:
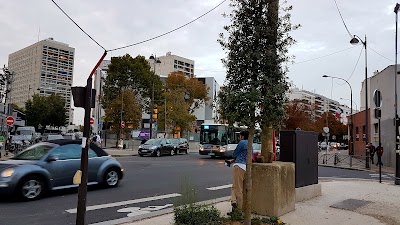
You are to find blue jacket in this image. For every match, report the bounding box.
[233,140,249,164]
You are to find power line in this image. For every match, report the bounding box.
[346,46,363,81]
[50,0,107,51]
[107,0,227,52]
[293,46,357,65]
[333,0,353,38]
[368,46,395,62]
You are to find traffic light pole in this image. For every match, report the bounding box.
[76,51,107,225]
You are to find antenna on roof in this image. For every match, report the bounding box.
[37,25,41,42]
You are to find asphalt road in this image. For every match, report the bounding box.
[0,154,394,225]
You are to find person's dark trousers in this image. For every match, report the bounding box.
[376,155,383,166]
[370,153,375,164]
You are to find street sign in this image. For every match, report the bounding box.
[121,121,125,129]
[6,116,14,126]
[323,127,329,134]
[373,89,382,108]
[332,135,336,140]
[90,118,94,125]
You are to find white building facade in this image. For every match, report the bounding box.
[147,52,194,78]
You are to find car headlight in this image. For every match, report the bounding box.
[219,146,226,152]
[1,168,14,178]
[199,146,204,151]
[150,146,157,150]
[138,145,143,149]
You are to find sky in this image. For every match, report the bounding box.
[0,0,398,124]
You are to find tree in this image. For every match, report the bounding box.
[218,0,298,223]
[47,94,68,128]
[25,94,68,130]
[102,54,162,135]
[315,112,347,142]
[158,72,209,135]
[104,88,142,133]
[283,100,316,131]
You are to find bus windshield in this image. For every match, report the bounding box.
[200,125,227,145]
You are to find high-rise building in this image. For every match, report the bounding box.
[93,60,111,134]
[8,38,75,124]
[147,52,195,78]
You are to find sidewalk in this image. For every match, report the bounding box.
[318,150,395,174]
[117,179,400,225]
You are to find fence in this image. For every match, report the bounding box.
[318,151,369,170]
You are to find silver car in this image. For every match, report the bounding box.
[0,140,124,201]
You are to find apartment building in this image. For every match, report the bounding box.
[288,87,351,123]
[8,38,74,124]
[147,52,194,78]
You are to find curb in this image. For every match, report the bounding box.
[318,164,371,172]
[90,196,230,225]
[319,177,393,184]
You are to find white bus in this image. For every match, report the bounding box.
[199,123,261,158]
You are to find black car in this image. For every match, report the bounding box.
[169,138,189,154]
[138,139,175,157]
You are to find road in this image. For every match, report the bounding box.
[0,153,394,225]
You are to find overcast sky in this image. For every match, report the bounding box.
[0,0,398,124]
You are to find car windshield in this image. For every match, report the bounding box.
[170,139,180,144]
[17,130,32,135]
[13,143,54,160]
[144,139,161,145]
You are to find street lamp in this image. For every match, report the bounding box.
[394,3,400,185]
[149,54,161,139]
[350,34,369,169]
[323,75,354,156]
[340,98,358,111]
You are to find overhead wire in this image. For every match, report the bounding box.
[293,46,357,65]
[107,0,228,52]
[333,0,353,38]
[346,46,363,81]
[368,46,395,62]
[50,0,107,51]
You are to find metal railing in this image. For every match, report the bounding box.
[319,152,369,169]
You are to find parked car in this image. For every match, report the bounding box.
[15,126,41,143]
[168,138,189,154]
[0,139,123,201]
[43,134,64,141]
[138,138,175,157]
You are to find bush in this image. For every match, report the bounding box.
[174,204,222,225]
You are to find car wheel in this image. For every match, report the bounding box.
[170,149,174,156]
[103,168,120,187]
[139,154,143,157]
[18,175,45,201]
[156,150,161,157]
[185,149,188,154]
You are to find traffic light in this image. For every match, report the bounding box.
[152,105,158,119]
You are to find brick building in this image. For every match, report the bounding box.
[348,109,370,157]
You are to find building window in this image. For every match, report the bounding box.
[374,123,378,134]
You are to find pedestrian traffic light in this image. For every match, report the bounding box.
[71,87,96,108]
[152,105,158,119]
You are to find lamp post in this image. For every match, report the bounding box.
[394,3,400,185]
[323,75,353,156]
[149,54,161,139]
[350,34,369,169]
[340,98,358,112]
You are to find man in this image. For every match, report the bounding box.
[231,130,249,212]
[368,143,376,165]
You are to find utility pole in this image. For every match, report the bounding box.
[394,3,400,185]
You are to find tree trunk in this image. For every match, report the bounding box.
[261,123,274,163]
[243,126,255,225]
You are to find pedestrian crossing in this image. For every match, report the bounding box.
[369,173,393,180]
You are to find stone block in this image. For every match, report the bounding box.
[295,183,321,202]
[251,162,295,217]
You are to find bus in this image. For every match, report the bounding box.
[199,123,261,158]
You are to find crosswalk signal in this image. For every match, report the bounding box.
[152,105,158,119]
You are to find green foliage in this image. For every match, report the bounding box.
[174,204,221,225]
[102,54,162,113]
[25,94,67,129]
[174,178,222,225]
[218,0,299,129]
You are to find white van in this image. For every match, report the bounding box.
[15,126,41,143]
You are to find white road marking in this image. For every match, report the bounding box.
[369,174,391,179]
[66,193,181,213]
[206,184,232,191]
[117,204,173,217]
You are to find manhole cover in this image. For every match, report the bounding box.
[330,199,372,211]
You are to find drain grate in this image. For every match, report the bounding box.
[330,199,372,211]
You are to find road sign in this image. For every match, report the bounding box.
[90,118,94,125]
[6,116,14,126]
[323,127,329,134]
[373,89,382,108]
[121,121,125,129]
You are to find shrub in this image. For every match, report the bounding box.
[174,204,222,225]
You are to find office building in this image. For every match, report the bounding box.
[8,38,75,124]
[193,77,220,126]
